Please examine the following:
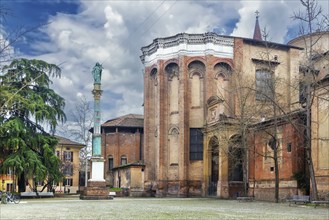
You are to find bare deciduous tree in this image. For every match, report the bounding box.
[57,96,93,187]
[215,27,306,202]
[292,0,329,200]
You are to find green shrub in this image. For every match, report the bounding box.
[109,188,122,192]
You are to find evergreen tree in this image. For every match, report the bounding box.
[0,58,66,192]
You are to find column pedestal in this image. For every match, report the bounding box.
[80,157,110,200]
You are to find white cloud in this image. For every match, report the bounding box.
[231,1,261,39]
[0,29,15,64]
[231,0,295,43]
[104,5,126,39]
[12,0,326,124]
[232,0,329,43]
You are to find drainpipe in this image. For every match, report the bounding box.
[139,128,143,161]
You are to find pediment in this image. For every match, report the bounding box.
[207,96,224,107]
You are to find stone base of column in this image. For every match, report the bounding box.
[80,181,111,200]
[177,180,188,197]
[217,180,229,198]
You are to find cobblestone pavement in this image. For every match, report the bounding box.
[0,196,328,220]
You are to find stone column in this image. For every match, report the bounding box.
[80,63,110,200]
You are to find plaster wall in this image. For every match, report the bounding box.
[312,84,329,199]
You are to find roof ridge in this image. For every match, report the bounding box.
[102,114,144,128]
[55,135,85,146]
[104,114,144,124]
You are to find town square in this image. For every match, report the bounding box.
[0,0,328,219]
[1,197,328,219]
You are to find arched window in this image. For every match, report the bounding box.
[170,76,179,112]
[214,62,232,101]
[165,63,179,113]
[149,68,159,122]
[188,61,205,108]
[191,73,201,107]
[169,127,179,164]
[150,68,158,86]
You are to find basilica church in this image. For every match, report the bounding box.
[138,15,329,201]
[140,15,304,200]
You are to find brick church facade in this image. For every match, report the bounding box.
[101,19,328,201]
[139,23,308,200]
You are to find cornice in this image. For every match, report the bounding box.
[140,32,234,64]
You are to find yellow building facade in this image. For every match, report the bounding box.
[0,168,15,192]
[312,77,329,199]
[54,136,84,194]
[289,31,329,199]
[1,136,84,194]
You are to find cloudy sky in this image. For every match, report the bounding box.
[1,0,328,126]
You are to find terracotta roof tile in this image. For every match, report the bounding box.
[102,114,144,128]
[55,135,85,147]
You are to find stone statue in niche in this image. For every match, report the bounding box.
[208,107,218,122]
[211,109,217,120]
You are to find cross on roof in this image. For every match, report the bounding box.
[253,10,262,40]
